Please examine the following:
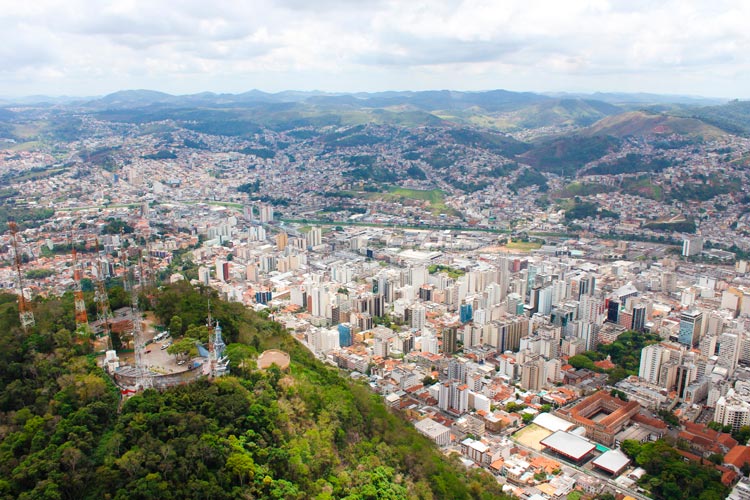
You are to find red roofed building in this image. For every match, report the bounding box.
[725,446,750,471]
[680,422,737,455]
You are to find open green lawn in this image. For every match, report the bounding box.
[366,186,462,217]
[5,141,43,152]
[505,240,542,251]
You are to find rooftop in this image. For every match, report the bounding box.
[540,431,596,461]
[592,449,631,474]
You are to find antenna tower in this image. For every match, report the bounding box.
[8,222,35,332]
[93,239,113,346]
[131,242,152,390]
[70,231,89,333]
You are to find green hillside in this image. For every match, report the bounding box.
[583,110,726,139]
[0,284,509,500]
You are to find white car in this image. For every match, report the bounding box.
[160,343,171,350]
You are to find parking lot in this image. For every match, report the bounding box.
[141,336,191,375]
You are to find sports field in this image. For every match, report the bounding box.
[512,423,553,451]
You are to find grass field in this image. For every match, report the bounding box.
[505,240,542,251]
[365,186,462,217]
[512,423,552,451]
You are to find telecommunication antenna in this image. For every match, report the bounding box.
[8,222,34,332]
[93,239,113,346]
[70,230,89,334]
[131,241,152,391]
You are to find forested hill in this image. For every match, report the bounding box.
[0,283,509,500]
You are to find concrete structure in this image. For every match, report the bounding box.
[415,417,451,446]
[592,449,631,476]
[556,391,641,446]
[540,431,596,463]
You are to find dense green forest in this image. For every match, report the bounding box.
[567,330,661,384]
[0,283,509,500]
[620,439,728,499]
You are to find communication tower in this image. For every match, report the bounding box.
[131,243,152,390]
[93,239,114,346]
[71,244,89,333]
[8,222,34,332]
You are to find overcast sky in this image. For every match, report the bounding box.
[3,0,749,98]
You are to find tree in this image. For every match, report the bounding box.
[166,337,198,360]
[168,315,183,336]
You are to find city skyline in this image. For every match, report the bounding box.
[2,0,750,98]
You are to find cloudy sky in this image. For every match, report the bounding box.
[3,0,749,98]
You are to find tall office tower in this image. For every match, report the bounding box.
[700,334,718,358]
[309,285,330,318]
[448,358,468,384]
[474,308,488,326]
[338,323,353,348]
[631,304,647,332]
[409,266,428,288]
[639,344,667,384]
[570,273,596,299]
[678,310,703,347]
[579,294,603,323]
[258,203,274,223]
[718,332,741,376]
[486,282,502,307]
[705,312,725,337]
[442,326,458,354]
[675,363,698,399]
[606,299,620,323]
[215,259,229,282]
[714,389,750,432]
[276,231,288,251]
[682,236,704,257]
[307,227,322,248]
[520,357,545,391]
[411,304,426,331]
[459,303,473,323]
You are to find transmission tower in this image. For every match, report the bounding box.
[71,243,89,334]
[93,239,113,345]
[8,222,34,332]
[131,242,152,391]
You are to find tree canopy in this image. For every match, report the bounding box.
[0,285,511,500]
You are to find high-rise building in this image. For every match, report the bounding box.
[459,303,473,323]
[632,304,647,332]
[411,304,426,331]
[307,227,322,249]
[639,344,668,384]
[718,332,741,376]
[442,327,458,354]
[683,236,704,257]
[276,231,288,251]
[520,357,545,391]
[338,323,352,348]
[714,389,750,432]
[678,310,703,347]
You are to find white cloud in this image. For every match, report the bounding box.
[0,0,749,97]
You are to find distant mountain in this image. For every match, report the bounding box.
[582,110,726,139]
[89,89,179,109]
[681,100,750,136]
[546,92,728,106]
[495,98,622,130]
[520,135,621,177]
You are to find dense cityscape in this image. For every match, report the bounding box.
[2,87,750,499]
